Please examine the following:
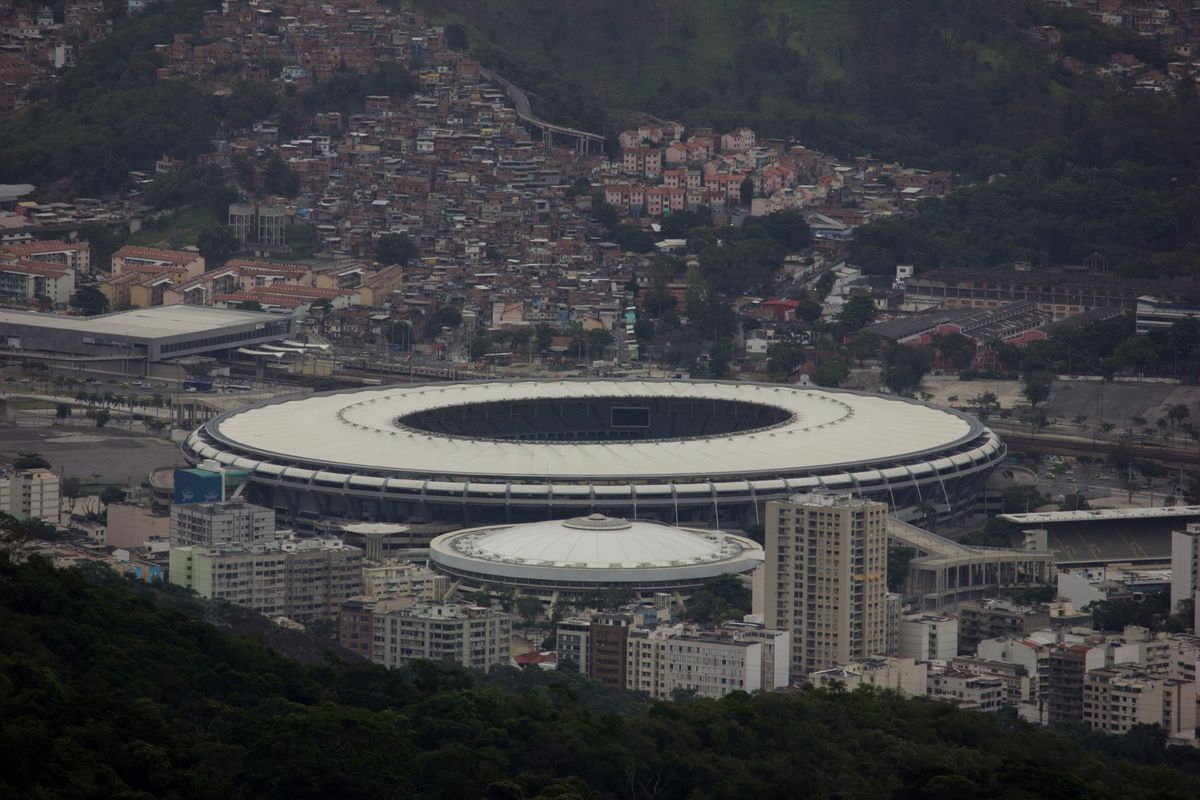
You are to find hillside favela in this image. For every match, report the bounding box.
[10,0,1200,797]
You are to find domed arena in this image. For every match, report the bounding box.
[428,513,764,601]
[182,379,1004,529]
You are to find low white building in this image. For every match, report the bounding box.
[807,656,928,697]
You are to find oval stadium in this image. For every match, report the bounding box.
[182,379,1005,529]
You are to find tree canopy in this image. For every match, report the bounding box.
[3,556,1200,799]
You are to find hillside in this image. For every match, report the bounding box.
[4,555,1200,799]
[428,0,1200,278]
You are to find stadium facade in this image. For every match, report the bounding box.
[182,379,1005,529]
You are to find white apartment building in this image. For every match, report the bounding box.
[765,492,888,675]
[371,603,511,671]
[898,614,959,662]
[0,468,61,525]
[170,499,275,548]
[168,537,363,623]
[625,621,790,700]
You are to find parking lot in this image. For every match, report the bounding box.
[0,425,185,486]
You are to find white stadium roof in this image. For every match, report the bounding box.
[204,379,978,481]
[430,514,764,586]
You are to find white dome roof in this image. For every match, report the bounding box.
[430,515,763,588]
[466,514,731,568]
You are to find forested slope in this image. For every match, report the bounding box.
[3,555,1200,799]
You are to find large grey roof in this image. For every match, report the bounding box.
[0,306,282,340]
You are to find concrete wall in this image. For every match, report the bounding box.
[105,503,170,549]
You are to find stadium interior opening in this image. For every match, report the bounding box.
[394,396,794,442]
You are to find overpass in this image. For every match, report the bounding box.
[479,66,606,155]
[889,518,1055,610]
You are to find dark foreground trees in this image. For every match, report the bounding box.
[2,556,1200,799]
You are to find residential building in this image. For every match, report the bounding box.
[957,600,1049,654]
[589,613,633,690]
[169,499,275,548]
[1171,522,1200,632]
[1045,643,1107,725]
[1083,664,1197,741]
[361,559,449,601]
[168,537,363,622]
[948,656,1035,707]
[625,620,790,700]
[928,668,1004,712]
[764,492,888,676]
[898,614,959,662]
[111,245,204,279]
[371,602,511,671]
[807,656,928,697]
[556,617,591,672]
[339,596,380,660]
[1,468,61,525]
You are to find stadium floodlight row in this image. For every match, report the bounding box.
[182,379,1005,529]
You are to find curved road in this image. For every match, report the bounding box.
[479,66,605,147]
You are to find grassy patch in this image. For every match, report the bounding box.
[127,205,216,249]
[10,400,56,410]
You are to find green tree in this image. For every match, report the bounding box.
[884,345,933,395]
[609,224,655,254]
[936,332,976,370]
[767,342,805,378]
[836,294,876,333]
[468,335,490,359]
[288,222,320,257]
[12,452,50,470]
[54,403,71,419]
[1023,371,1054,409]
[515,596,543,633]
[683,574,752,625]
[197,223,240,265]
[69,286,110,316]
[94,408,111,428]
[100,486,125,506]
[376,233,419,266]
[814,358,849,388]
[77,222,125,272]
[262,153,300,196]
[425,305,462,337]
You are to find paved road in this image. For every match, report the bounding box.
[478,66,605,145]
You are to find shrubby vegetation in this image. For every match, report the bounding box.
[0,0,222,195]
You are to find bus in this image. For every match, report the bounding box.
[183,377,214,392]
